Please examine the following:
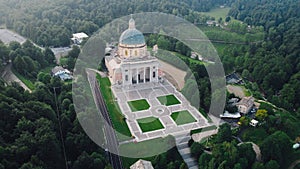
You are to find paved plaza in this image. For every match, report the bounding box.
[111,80,210,142]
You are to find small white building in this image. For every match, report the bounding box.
[236,97,254,114]
[206,20,217,26]
[71,32,88,44]
[293,143,300,149]
[220,111,241,119]
[249,119,259,127]
[130,159,154,169]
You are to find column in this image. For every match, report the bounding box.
[156,67,159,82]
[136,68,139,84]
[143,67,146,83]
[122,69,125,86]
[130,69,133,85]
[149,67,153,82]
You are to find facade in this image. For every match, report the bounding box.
[105,18,161,86]
[236,96,254,114]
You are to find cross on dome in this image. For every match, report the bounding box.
[129,15,135,29]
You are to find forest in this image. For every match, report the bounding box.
[0,0,232,47]
[0,0,300,168]
[228,0,300,112]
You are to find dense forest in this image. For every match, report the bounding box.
[0,68,110,168]
[228,0,300,112]
[0,0,232,47]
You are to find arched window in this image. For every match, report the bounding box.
[135,50,138,56]
[125,50,128,56]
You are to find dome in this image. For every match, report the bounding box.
[119,18,145,46]
[119,29,145,45]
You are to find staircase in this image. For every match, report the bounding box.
[175,134,198,169]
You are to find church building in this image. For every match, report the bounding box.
[105,18,162,86]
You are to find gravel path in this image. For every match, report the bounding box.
[158,60,186,90]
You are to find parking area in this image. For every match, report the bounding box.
[0,29,26,44]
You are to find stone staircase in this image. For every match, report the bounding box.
[175,134,198,169]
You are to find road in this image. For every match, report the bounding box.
[87,69,123,169]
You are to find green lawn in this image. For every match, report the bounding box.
[97,75,132,140]
[190,125,217,135]
[128,99,150,112]
[171,110,197,125]
[200,26,258,43]
[201,7,231,20]
[137,117,164,132]
[157,94,180,106]
[120,135,176,167]
[40,64,56,73]
[11,68,35,90]
[60,57,68,66]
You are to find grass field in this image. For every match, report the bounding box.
[120,135,176,168]
[97,75,132,140]
[201,7,231,20]
[128,99,150,112]
[11,68,35,90]
[40,64,56,73]
[59,57,68,66]
[137,117,164,132]
[171,110,197,125]
[157,94,180,106]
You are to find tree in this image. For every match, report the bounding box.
[239,116,250,127]
[218,17,222,24]
[13,56,27,75]
[199,153,212,168]
[216,123,232,143]
[261,131,293,167]
[242,69,251,80]
[157,36,171,50]
[233,163,242,169]
[44,47,55,64]
[0,43,10,63]
[265,160,280,169]
[9,41,22,50]
[190,142,204,159]
[225,16,231,22]
[68,45,80,58]
[238,143,256,168]
[252,162,265,169]
[255,109,268,121]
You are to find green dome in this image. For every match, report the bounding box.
[119,29,145,45]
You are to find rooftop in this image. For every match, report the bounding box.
[72,32,88,39]
[119,18,145,46]
[237,97,254,107]
[130,159,153,169]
